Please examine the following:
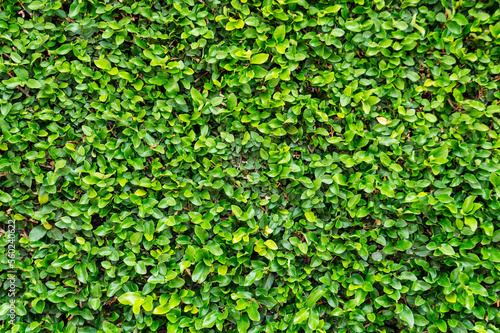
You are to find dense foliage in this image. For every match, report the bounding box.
[1,0,500,332]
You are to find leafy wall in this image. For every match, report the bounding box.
[1,0,500,332]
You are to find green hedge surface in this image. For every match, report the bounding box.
[2,0,500,332]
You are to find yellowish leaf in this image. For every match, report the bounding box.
[264,239,278,250]
[376,117,392,125]
[134,189,147,196]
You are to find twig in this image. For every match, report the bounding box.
[6,71,30,96]
[194,71,209,83]
[17,1,33,17]
[39,165,53,170]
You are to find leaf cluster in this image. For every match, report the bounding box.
[1,0,500,332]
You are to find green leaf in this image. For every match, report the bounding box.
[192,262,211,283]
[231,205,243,218]
[264,239,278,250]
[298,243,308,254]
[293,308,309,324]
[345,21,360,31]
[414,314,429,326]
[153,305,170,315]
[308,308,320,330]
[205,240,223,256]
[306,287,326,308]
[69,0,83,18]
[304,211,317,222]
[165,78,179,94]
[423,113,437,122]
[26,79,42,89]
[103,321,122,333]
[468,282,488,297]
[55,160,66,170]
[202,311,219,328]
[400,305,414,329]
[440,243,455,256]
[250,53,269,64]
[491,21,500,38]
[0,303,11,316]
[462,195,476,215]
[429,146,448,163]
[227,93,237,110]
[394,21,408,30]
[247,302,260,321]
[0,191,12,203]
[117,292,143,306]
[29,226,47,242]
[195,225,209,243]
[490,172,500,188]
[134,189,147,196]
[237,315,250,333]
[95,58,112,71]
[4,77,23,89]
[191,88,204,106]
[273,25,286,43]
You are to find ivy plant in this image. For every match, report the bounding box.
[1,0,500,332]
